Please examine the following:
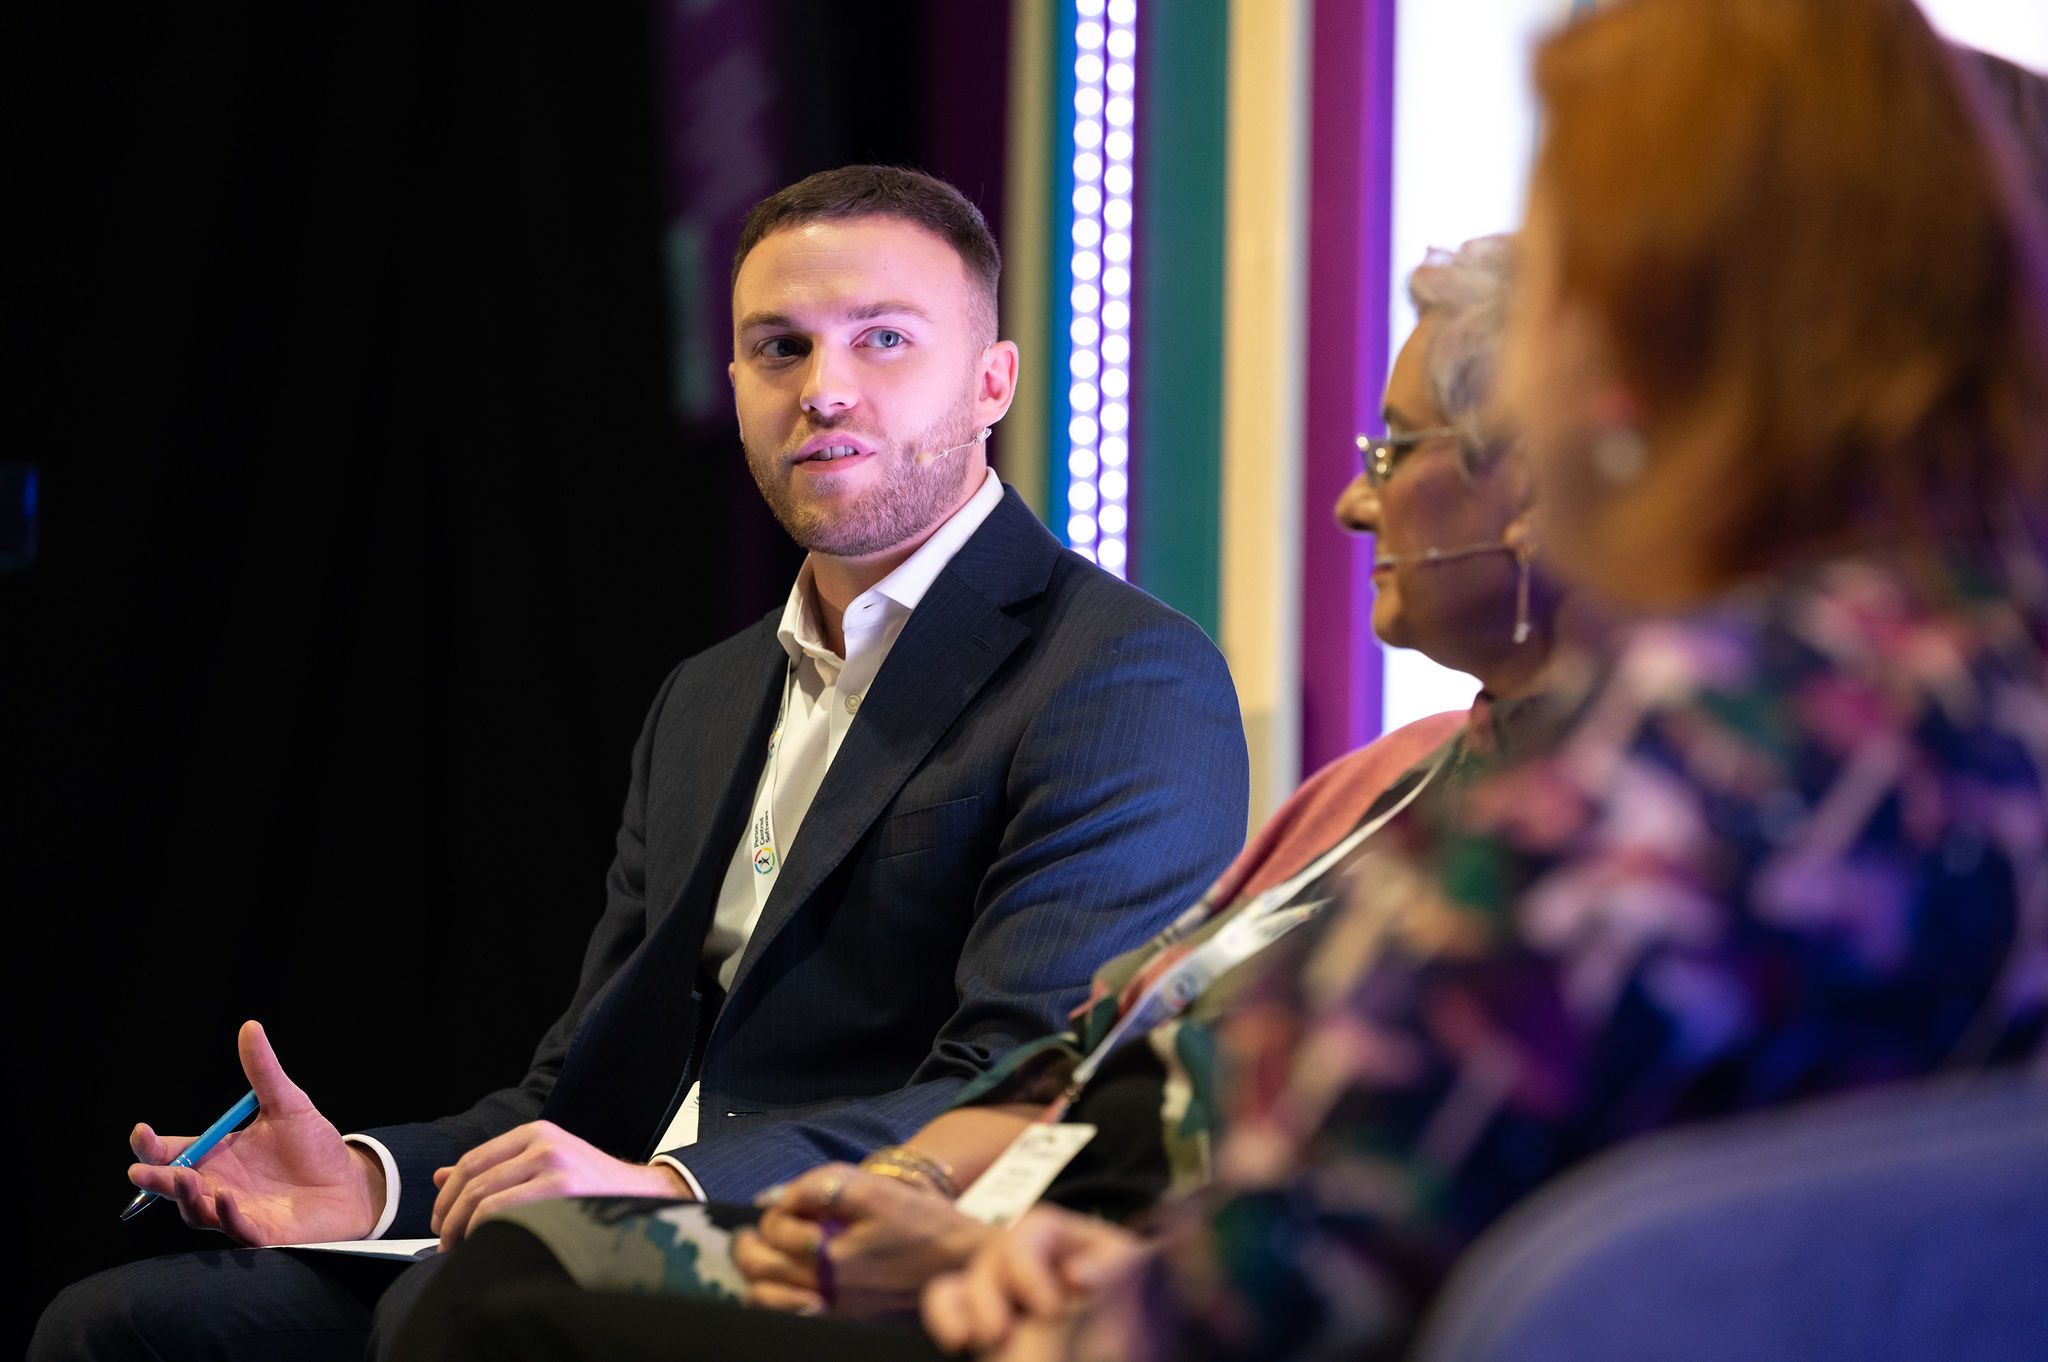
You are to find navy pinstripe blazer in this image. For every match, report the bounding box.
[362,488,1249,1226]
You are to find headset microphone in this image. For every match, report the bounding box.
[915,425,995,467]
[1373,542,1516,568]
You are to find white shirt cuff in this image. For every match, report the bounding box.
[341,1134,401,1240]
[650,1154,707,1201]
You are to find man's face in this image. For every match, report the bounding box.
[730,216,1011,560]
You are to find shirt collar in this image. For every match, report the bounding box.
[775,466,1005,665]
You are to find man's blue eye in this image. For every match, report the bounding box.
[867,329,906,349]
[761,337,805,359]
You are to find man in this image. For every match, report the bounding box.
[35,165,1248,1360]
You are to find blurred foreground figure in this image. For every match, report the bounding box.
[914,1,2048,1359]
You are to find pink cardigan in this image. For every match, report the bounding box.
[1216,708,1468,904]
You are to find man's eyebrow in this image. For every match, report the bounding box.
[843,300,933,323]
[735,301,935,333]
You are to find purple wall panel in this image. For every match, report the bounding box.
[1300,0,1395,773]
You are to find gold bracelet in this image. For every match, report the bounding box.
[859,1144,961,1199]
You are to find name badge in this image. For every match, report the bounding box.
[952,1124,1098,1227]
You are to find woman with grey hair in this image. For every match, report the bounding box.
[386,235,1578,1362]
[1344,234,1551,696]
[1409,232,1515,431]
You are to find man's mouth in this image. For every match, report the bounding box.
[792,433,880,467]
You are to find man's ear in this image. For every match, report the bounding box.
[978,340,1021,428]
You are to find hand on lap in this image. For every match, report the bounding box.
[430,1121,690,1251]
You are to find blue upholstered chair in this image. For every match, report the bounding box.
[1409,1072,2048,1362]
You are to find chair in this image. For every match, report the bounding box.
[1409,1071,2048,1362]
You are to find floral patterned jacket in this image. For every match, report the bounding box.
[1106,558,2048,1362]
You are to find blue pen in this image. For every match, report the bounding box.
[119,1089,260,1221]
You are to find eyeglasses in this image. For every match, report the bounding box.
[1353,426,1468,488]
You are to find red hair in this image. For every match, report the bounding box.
[1529,0,2048,593]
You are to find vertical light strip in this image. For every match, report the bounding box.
[1064,0,1138,577]
[1221,0,1310,822]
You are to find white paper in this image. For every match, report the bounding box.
[952,1124,1098,1227]
[276,1237,440,1261]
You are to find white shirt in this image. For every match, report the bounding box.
[654,466,1004,1188]
[344,468,1004,1230]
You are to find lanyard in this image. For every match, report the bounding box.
[1044,741,1453,1120]
[745,663,797,914]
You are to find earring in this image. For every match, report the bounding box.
[1513,542,1536,645]
[1591,427,1647,484]
[1581,430,1646,489]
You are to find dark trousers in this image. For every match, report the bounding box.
[30,1248,440,1362]
[386,1222,952,1362]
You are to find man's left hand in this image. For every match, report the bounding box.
[429,1120,692,1250]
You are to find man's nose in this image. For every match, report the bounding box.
[800,347,859,418]
[1334,473,1380,536]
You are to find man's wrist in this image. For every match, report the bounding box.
[348,1145,387,1230]
[341,1134,400,1238]
[646,1154,704,1200]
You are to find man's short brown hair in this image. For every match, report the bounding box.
[731,165,1002,341]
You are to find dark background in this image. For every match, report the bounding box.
[4,2,1010,1349]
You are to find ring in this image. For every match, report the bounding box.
[819,1173,846,1211]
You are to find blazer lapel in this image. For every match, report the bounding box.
[538,616,786,1155]
[722,489,1060,1003]
[644,620,790,945]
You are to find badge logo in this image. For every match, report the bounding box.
[753,846,777,875]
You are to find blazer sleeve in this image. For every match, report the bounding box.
[669,608,1251,1199]
[354,659,685,1237]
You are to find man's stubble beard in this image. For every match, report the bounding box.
[745,394,984,559]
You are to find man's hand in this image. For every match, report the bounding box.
[126,1020,384,1246]
[735,1163,997,1319]
[429,1121,690,1251]
[920,1206,1145,1356]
